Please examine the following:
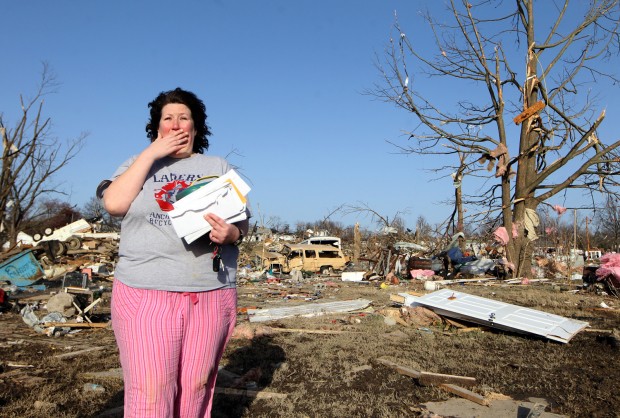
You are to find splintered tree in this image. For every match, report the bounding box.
[372,0,620,277]
[0,63,87,247]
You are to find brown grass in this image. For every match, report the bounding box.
[1,279,619,417]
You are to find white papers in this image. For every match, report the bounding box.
[169,169,250,244]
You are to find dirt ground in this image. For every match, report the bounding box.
[0,275,619,418]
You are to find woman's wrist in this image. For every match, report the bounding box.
[231,224,244,246]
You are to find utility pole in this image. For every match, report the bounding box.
[573,209,577,253]
[585,217,591,252]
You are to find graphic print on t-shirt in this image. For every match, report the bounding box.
[148,171,204,227]
[154,180,191,212]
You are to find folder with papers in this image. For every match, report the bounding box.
[168,169,250,244]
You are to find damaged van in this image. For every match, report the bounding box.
[265,244,349,275]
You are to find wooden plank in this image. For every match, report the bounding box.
[390,292,423,304]
[432,278,495,285]
[588,308,620,314]
[6,363,34,368]
[419,371,476,387]
[376,358,421,379]
[444,317,469,329]
[390,294,405,304]
[54,346,105,360]
[266,327,353,335]
[64,287,93,294]
[439,383,488,406]
[584,328,613,333]
[44,321,110,329]
[214,387,287,399]
[513,100,545,124]
[456,327,488,334]
[379,358,487,406]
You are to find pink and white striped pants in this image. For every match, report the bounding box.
[111,280,237,418]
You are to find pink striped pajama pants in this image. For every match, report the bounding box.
[111,280,237,418]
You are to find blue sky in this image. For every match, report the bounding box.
[1,1,618,232]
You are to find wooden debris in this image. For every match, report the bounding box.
[379,308,410,326]
[232,323,354,340]
[6,363,34,368]
[64,286,93,295]
[54,346,105,360]
[444,317,490,333]
[456,327,487,334]
[390,292,423,304]
[267,327,354,334]
[432,277,497,286]
[378,357,486,406]
[439,383,488,406]
[214,387,287,399]
[589,308,620,314]
[44,321,110,329]
[390,294,406,304]
[72,301,92,323]
[443,317,469,329]
[503,278,549,285]
[376,358,420,379]
[419,371,476,388]
[513,100,545,124]
[584,328,614,333]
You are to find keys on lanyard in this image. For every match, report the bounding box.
[212,245,222,272]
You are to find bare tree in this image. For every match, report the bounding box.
[342,201,409,231]
[30,198,82,231]
[342,201,413,250]
[371,1,620,277]
[266,215,285,233]
[0,63,88,246]
[593,195,620,251]
[81,196,122,232]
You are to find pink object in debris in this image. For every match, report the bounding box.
[595,253,620,288]
[494,228,509,245]
[410,269,435,279]
[493,225,519,245]
[600,253,620,267]
[552,205,567,215]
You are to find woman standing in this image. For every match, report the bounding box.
[99,87,249,417]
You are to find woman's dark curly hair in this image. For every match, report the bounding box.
[145,87,211,154]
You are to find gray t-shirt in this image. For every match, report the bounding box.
[106,154,246,292]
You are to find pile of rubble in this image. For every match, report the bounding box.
[0,218,117,332]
